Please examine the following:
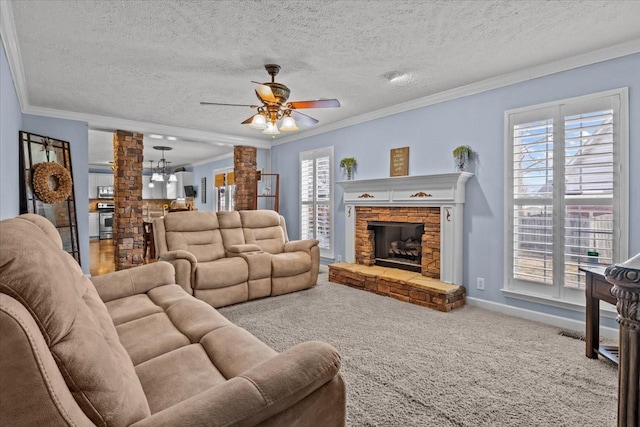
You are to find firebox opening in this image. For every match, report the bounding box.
[367,221,424,273]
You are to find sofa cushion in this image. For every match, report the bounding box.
[116,312,191,365]
[164,212,226,262]
[239,211,286,254]
[218,211,247,249]
[106,293,164,326]
[135,344,227,414]
[272,252,313,277]
[0,216,150,425]
[196,257,249,290]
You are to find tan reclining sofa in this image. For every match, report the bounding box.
[153,210,320,308]
[0,214,346,426]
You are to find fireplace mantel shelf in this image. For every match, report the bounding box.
[337,172,473,206]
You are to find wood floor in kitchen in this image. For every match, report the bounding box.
[90,239,155,277]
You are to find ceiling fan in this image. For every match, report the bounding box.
[200,64,340,135]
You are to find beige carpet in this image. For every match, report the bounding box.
[219,273,618,426]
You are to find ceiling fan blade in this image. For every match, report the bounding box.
[287,99,341,109]
[254,84,277,103]
[200,101,256,107]
[241,114,258,124]
[290,110,319,126]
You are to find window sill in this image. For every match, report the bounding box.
[501,288,618,319]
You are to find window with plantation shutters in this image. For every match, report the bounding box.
[300,147,334,258]
[505,89,628,303]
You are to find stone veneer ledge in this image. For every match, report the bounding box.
[329,262,466,312]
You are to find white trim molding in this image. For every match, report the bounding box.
[467,297,619,341]
[0,0,27,110]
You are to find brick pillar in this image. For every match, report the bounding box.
[233,145,257,210]
[113,130,144,270]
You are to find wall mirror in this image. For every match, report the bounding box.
[19,131,81,265]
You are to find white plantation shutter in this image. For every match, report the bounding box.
[300,147,334,258]
[563,108,614,289]
[506,90,627,302]
[512,113,555,286]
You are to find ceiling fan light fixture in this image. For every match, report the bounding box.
[280,115,298,131]
[249,113,267,129]
[262,122,280,135]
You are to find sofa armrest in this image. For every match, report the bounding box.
[158,250,197,294]
[130,341,343,427]
[92,261,176,303]
[227,243,262,255]
[158,249,198,264]
[284,239,319,253]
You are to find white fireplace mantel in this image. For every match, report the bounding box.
[337,173,473,285]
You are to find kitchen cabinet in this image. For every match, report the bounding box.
[96,173,114,187]
[165,181,177,199]
[174,171,193,199]
[89,173,114,198]
[89,212,100,239]
[88,174,98,198]
[142,175,152,199]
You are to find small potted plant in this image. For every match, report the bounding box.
[453,145,474,172]
[340,157,357,180]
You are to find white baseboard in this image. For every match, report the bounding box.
[466,297,619,340]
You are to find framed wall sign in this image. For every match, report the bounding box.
[390,147,409,176]
[201,177,206,203]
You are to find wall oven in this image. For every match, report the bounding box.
[97,202,114,240]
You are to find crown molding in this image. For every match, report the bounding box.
[23,105,272,149]
[0,0,27,110]
[274,39,640,146]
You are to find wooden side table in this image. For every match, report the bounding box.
[581,266,619,364]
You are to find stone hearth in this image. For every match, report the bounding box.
[329,263,465,312]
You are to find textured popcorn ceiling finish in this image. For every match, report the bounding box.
[7,1,640,164]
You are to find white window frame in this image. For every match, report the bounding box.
[503,88,629,306]
[299,146,334,259]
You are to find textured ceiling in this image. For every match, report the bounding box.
[5,0,640,166]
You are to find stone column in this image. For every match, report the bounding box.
[233,146,257,210]
[605,253,640,427]
[113,130,144,270]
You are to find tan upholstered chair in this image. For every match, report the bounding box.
[153,210,320,308]
[0,214,346,426]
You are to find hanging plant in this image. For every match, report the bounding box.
[32,162,73,204]
[340,157,357,180]
[452,145,474,172]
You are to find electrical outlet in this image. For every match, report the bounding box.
[476,277,485,290]
[336,255,342,262]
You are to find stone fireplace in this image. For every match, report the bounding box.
[329,173,472,312]
[339,173,472,284]
[358,207,440,276]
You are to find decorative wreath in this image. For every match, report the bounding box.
[32,162,73,204]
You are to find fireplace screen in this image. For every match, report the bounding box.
[368,221,424,272]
